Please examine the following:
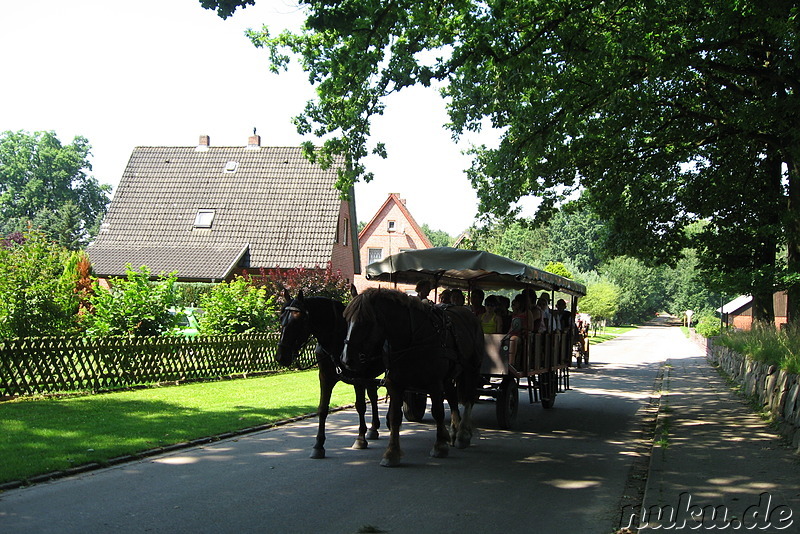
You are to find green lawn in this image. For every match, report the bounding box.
[0,370,360,484]
[588,325,637,344]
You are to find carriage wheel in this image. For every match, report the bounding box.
[539,371,557,409]
[402,391,427,422]
[496,376,519,430]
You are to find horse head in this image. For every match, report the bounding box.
[277,289,312,367]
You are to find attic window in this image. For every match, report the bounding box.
[387,220,396,232]
[194,209,215,229]
[223,161,238,173]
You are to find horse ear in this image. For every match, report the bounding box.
[350,284,358,297]
[283,288,291,303]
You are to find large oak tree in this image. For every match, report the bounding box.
[204,0,800,321]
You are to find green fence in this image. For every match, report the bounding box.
[0,333,317,397]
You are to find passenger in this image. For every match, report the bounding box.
[496,295,512,332]
[415,280,433,306]
[450,289,466,306]
[503,294,529,368]
[551,298,569,331]
[480,295,503,334]
[523,288,542,333]
[536,294,551,333]
[437,288,452,307]
[470,288,486,316]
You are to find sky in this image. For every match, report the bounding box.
[0,0,507,236]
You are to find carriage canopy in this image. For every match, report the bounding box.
[365,247,586,297]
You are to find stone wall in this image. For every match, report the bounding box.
[707,342,800,454]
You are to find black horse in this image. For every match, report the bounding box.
[342,288,484,467]
[277,289,384,459]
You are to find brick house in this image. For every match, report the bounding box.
[353,193,432,293]
[718,292,788,330]
[88,134,360,284]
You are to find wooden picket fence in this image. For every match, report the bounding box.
[0,334,317,397]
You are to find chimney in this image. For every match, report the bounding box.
[247,127,261,150]
[196,134,210,152]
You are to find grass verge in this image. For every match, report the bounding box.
[0,370,360,484]
[589,325,638,345]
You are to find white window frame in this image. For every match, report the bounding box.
[193,209,215,229]
[368,248,383,263]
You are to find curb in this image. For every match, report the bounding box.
[0,402,365,493]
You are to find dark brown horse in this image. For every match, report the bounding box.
[277,290,384,459]
[342,288,484,467]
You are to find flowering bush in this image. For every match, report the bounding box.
[246,262,351,303]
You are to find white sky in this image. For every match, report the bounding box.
[0,0,511,236]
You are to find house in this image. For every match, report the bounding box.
[718,292,788,330]
[88,134,360,284]
[353,193,432,293]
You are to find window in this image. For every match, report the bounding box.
[342,217,349,246]
[193,209,215,229]
[368,248,383,263]
[223,161,238,173]
[387,220,396,232]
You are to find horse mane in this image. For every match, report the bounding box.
[343,287,426,322]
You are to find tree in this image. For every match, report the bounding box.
[544,262,572,280]
[540,204,608,273]
[201,0,800,321]
[0,231,80,339]
[0,130,111,249]
[600,256,666,325]
[579,282,621,328]
[420,223,452,247]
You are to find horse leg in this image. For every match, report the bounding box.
[365,382,381,440]
[381,385,404,467]
[311,369,335,459]
[445,383,462,446]
[454,401,474,449]
[351,384,369,450]
[429,387,450,458]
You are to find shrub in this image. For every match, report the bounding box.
[172,282,215,308]
[85,266,177,337]
[716,322,800,374]
[198,276,279,334]
[694,313,721,338]
[0,230,80,338]
[247,262,351,303]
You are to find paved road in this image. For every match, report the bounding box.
[0,322,699,534]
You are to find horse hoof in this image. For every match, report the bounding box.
[366,429,379,440]
[430,446,449,459]
[352,438,368,450]
[380,457,401,467]
[454,437,470,449]
[310,448,326,459]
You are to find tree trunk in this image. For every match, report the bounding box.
[786,159,800,324]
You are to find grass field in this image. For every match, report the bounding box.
[0,370,360,484]
[588,325,637,344]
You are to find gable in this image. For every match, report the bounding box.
[88,146,347,279]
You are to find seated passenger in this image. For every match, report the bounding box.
[551,298,570,331]
[470,288,486,316]
[503,294,529,368]
[437,288,452,307]
[415,280,433,306]
[480,295,503,334]
[449,289,466,306]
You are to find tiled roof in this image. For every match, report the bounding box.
[88,146,344,280]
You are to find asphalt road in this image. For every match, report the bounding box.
[0,321,700,534]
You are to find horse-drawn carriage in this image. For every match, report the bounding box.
[364,247,587,430]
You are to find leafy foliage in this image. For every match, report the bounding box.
[600,256,666,324]
[201,0,800,320]
[694,313,722,338]
[0,130,111,249]
[198,276,279,334]
[85,266,177,337]
[246,262,352,303]
[0,231,80,338]
[544,262,572,280]
[420,223,453,247]
[579,282,621,326]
